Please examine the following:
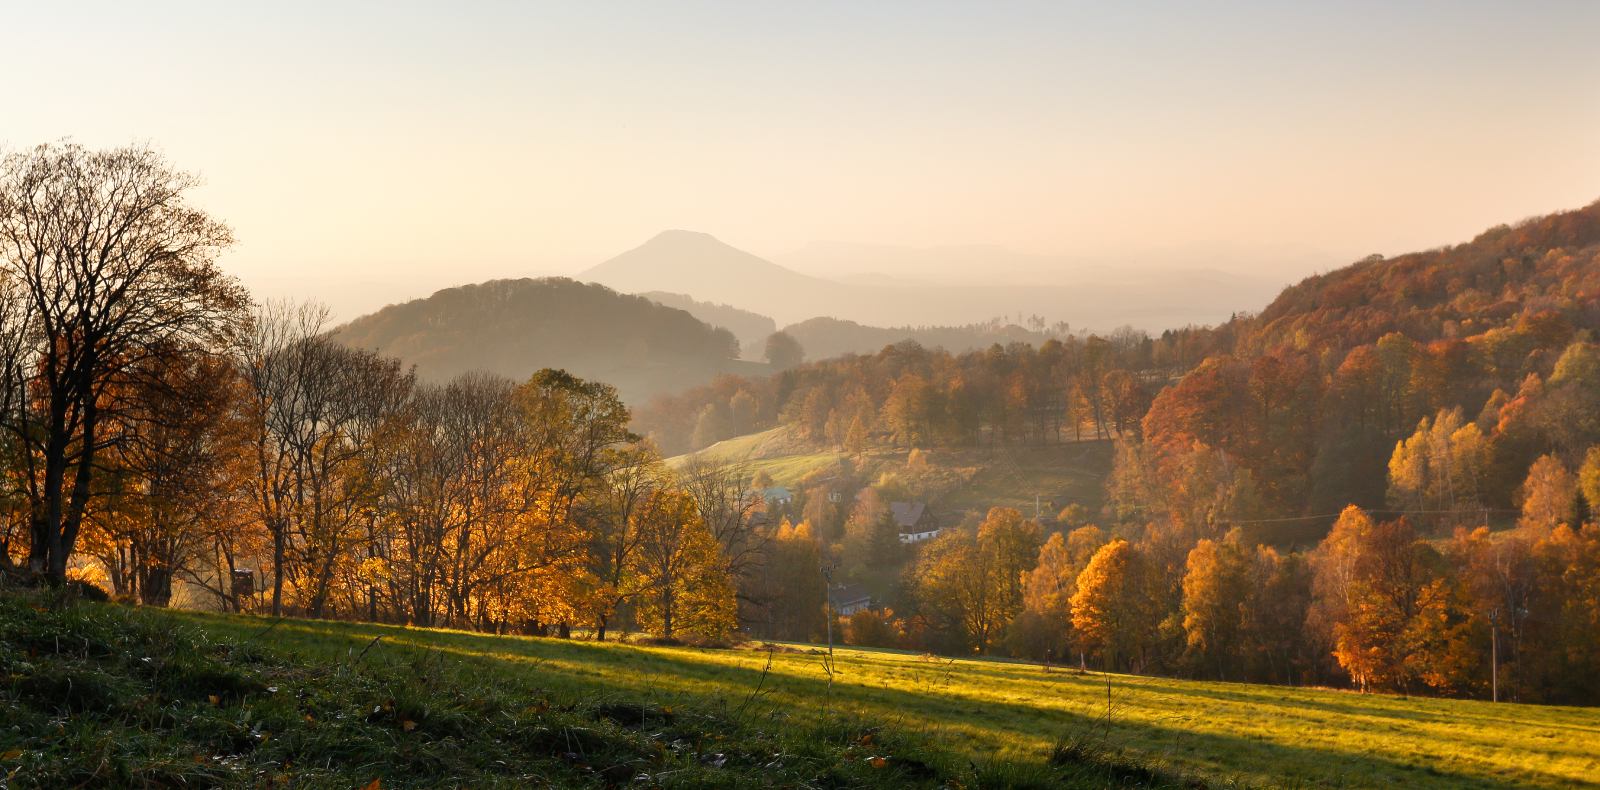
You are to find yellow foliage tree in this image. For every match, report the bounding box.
[1071,539,1159,672]
[1181,535,1252,680]
[627,490,737,640]
[907,507,1041,654]
[1517,454,1578,532]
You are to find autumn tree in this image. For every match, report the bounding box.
[365,371,520,627]
[627,489,737,640]
[1006,526,1104,661]
[586,444,670,640]
[1180,532,1258,681]
[82,352,248,606]
[487,369,638,634]
[0,141,247,581]
[1070,539,1159,672]
[845,607,899,647]
[1517,454,1579,532]
[677,457,767,573]
[903,507,1041,654]
[1308,508,1447,693]
[753,519,826,641]
[1387,408,1490,529]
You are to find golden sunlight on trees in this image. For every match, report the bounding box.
[1070,539,1158,673]
[0,141,247,581]
[1517,455,1579,532]
[1006,526,1104,662]
[1181,535,1252,681]
[902,507,1040,654]
[6,142,1600,706]
[627,490,736,641]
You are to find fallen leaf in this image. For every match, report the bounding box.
[402,721,416,731]
[362,780,380,790]
[1,750,21,760]
[208,695,220,706]
[869,757,888,769]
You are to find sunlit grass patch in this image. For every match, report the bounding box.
[4,591,1236,789]
[165,608,1600,790]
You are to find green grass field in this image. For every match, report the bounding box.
[670,429,1117,522]
[169,609,1600,790]
[667,428,841,489]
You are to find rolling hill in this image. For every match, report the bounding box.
[333,277,771,405]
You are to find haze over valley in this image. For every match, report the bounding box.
[6,4,1600,790]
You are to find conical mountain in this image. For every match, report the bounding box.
[579,231,845,326]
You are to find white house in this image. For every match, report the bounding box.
[891,502,942,542]
[828,583,873,616]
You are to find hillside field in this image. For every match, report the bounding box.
[171,609,1599,790]
[668,427,1116,523]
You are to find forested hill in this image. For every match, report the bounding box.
[1126,200,1600,522]
[637,199,1600,524]
[638,291,777,360]
[1243,203,1600,355]
[334,277,770,405]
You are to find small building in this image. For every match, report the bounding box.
[891,502,941,542]
[743,486,793,506]
[828,584,872,617]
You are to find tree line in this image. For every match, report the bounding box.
[0,141,833,643]
[639,199,1600,704]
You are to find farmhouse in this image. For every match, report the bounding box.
[891,502,941,542]
[744,485,793,506]
[827,583,873,616]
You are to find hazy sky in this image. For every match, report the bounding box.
[7,2,1599,315]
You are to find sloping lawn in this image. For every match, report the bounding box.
[170,609,1600,790]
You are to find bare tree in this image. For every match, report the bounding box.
[238,300,333,615]
[585,444,670,640]
[0,141,246,581]
[676,455,771,623]
[236,301,413,617]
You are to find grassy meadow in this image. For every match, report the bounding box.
[667,428,841,489]
[668,427,1118,522]
[168,608,1600,790]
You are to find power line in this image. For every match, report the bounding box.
[1226,507,1518,525]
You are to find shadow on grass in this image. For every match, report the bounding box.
[173,610,1599,790]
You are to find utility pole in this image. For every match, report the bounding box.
[1489,608,1499,703]
[822,565,837,656]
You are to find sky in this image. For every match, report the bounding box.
[6,1,1599,319]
